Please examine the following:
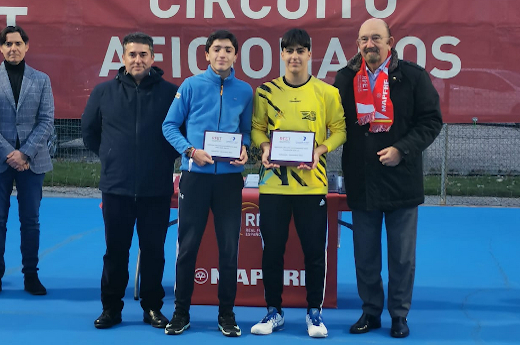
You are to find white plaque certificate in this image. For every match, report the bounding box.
[269,130,315,166]
[203,131,243,161]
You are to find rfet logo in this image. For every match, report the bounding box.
[194,268,209,284]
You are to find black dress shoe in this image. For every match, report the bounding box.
[349,313,381,334]
[94,310,122,329]
[24,273,47,295]
[143,309,169,328]
[390,317,409,338]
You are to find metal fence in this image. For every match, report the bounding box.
[50,121,520,207]
[424,123,520,207]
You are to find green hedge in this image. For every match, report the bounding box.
[44,161,520,197]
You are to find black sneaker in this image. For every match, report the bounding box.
[24,273,47,295]
[94,310,122,329]
[165,309,190,335]
[218,311,241,337]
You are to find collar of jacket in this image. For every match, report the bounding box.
[115,66,164,87]
[203,64,235,85]
[347,48,400,74]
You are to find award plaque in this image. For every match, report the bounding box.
[203,131,243,161]
[269,130,315,166]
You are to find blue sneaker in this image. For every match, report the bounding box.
[251,307,284,335]
[306,308,328,338]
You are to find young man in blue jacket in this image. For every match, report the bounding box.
[162,29,253,337]
[82,32,181,330]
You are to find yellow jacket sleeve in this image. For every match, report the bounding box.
[322,86,346,152]
[251,87,271,147]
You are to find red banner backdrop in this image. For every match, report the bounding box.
[1,1,520,123]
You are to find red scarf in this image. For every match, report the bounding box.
[353,54,394,133]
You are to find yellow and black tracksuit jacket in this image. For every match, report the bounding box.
[252,76,346,195]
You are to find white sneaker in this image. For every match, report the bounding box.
[251,307,284,335]
[306,308,328,338]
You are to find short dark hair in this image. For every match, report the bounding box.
[0,25,29,45]
[122,32,154,55]
[281,28,311,51]
[205,30,239,54]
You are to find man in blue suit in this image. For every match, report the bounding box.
[0,25,54,295]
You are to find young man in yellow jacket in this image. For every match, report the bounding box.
[250,28,346,338]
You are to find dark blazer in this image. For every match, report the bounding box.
[0,62,54,174]
[82,66,181,197]
[334,49,442,211]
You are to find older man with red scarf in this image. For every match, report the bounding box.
[334,18,442,338]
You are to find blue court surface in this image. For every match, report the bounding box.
[1,197,519,344]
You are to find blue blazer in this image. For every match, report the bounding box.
[0,62,54,174]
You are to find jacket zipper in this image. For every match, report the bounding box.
[215,79,224,174]
[218,80,223,129]
[135,84,140,199]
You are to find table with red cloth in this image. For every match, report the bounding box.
[169,176,350,308]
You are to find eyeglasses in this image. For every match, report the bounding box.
[357,35,388,44]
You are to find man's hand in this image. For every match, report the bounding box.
[19,162,30,172]
[230,146,248,166]
[6,150,29,171]
[260,142,279,169]
[191,149,214,166]
[377,146,402,167]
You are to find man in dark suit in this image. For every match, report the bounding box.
[82,32,181,330]
[334,18,442,338]
[0,25,54,295]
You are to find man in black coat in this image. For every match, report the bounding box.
[82,32,180,330]
[334,18,442,338]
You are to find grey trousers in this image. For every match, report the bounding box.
[352,206,418,318]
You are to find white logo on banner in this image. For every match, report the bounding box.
[0,6,28,26]
[196,268,306,286]
[194,268,208,284]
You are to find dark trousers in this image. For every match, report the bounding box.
[174,171,243,315]
[351,207,418,318]
[259,194,328,311]
[100,193,170,312]
[0,168,45,279]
